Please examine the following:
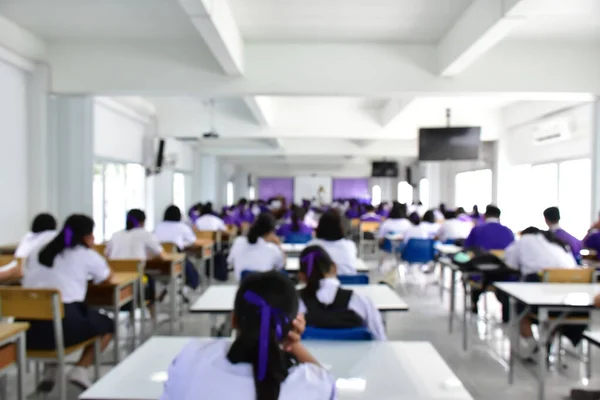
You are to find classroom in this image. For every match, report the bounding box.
[0,1,599,399]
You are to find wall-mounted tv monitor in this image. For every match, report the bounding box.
[418,127,481,161]
[371,161,399,177]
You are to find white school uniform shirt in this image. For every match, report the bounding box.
[420,222,440,238]
[105,228,163,260]
[504,234,577,276]
[377,218,412,239]
[403,224,431,243]
[436,219,472,242]
[161,339,336,400]
[228,237,285,281]
[154,221,196,250]
[194,214,227,232]
[299,278,387,340]
[14,230,58,258]
[23,245,110,303]
[308,238,357,275]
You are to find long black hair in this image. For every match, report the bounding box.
[299,245,334,299]
[521,226,570,252]
[248,213,276,244]
[422,210,435,223]
[227,271,299,400]
[388,202,407,219]
[126,209,146,230]
[38,214,94,267]
[163,205,182,222]
[31,213,57,233]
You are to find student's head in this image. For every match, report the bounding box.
[409,212,421,226]
[201,202,214,216]
[228,271,298,400]
[456,207,466,215]
[189,203,202,220]
[126,209,146,230]
[543,207,560,226]
[439,203,447,213]
[290,206,303,232]
[388,202,407,219]
[238,198,248,207]
[315,210,344,241]
[248,213,276,244]
[31,213,57,233]
[365,205,375,213]
[38,214,95,267]
[485,205,501,220]
[444,210,457,220]
[422,210,435,224]
[472,205,480,217]
[521,226,569,252]
[299,246,336,294]
[163,205,182,222]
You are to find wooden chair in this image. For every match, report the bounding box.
[107,259,150,336]
[358,221,380,258]
[0,288,101,400]
[542,268,594,284]
[161,242,178,254]
[94,243,106,256]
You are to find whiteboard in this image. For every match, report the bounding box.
[294,176,332,205]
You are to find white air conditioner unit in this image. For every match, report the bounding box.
[532,117,572,145]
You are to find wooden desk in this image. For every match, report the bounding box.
[87,272,139,363]
[145,255,185,335]
[187,240,215,285]
[0,245,17,256]
[0,323,28,400]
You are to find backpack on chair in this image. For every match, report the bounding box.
[299,288,365,329]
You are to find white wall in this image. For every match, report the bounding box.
[294,176,333,204]
[0,60,28,242]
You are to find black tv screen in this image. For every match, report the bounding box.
[418,127,481,161]
[371,161,399,177]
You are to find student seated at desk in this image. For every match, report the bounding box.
[229,213,285,281]
[298,246,386,340]
[402,212,430,243]
[23,214,113,390]
[543,206,582,259]
[420,210,440,238]
[276,207,313,238]
[15,213,58,258]
[435,210,472,243]
[377,202,411,240]
[463,205,514,250]
[308,210,357,275]
[161,271,334,400]
[360,205,382,222]
[195,203,227,232]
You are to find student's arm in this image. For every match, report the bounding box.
[353,294,387,341]
[145,232,168,260]
[594,293,600,308]
[181,225,200,249]
[0,260,22,282]
[503,242,520,270]
[88,251,113,284]
[265,232,287,268]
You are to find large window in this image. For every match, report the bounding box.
[94,161,146,242]
[397,181,413,204]
[455,169,492,211]
[559,159,591,238]
[530,163,559,229]
[419,178,430,210]
[226,182,234,206]
[249,186,256,201]
[173,172,186,212]
[371,185,381,206]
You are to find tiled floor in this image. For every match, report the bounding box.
[5,264,599,399]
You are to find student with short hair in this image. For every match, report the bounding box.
[420,210,440,238]
[463,205,514,250]
[402,212,430,243]
[360,205,382,222]
[308,210,357,275]
[23,214,114,390]
[435,210,472,243]
[543,206,582,259]
[161,271,334,400]
[298,246,386,340]
[276,206,312,237]
[105,209,167,260]
[195,203,227,232]
[377,202,411,240]
[228,213,286,281]
[15,213,58,258]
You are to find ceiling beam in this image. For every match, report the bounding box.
[380,99,414,126]
[178,0,243,75]
[438,0,534,77]
[0,13,46,69]
[243,96,274,126]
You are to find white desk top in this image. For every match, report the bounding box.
[281,243,307,253]
[80,337,472,400]
[434,244,463,254]
[385,233,404,241]
[493,282,600,308]
[285,257,370,273]
[190,284,408,313]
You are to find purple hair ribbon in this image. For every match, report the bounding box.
[301,251,319,277]
[64,226,73,247]
[190,210,200,223]
[243,290,287,382]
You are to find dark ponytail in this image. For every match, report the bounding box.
[39,214,95,267]
[290,206,301,233]
[126,209,146,231]
[248,213,276,244]
[227,271,299,400]
[299,245,334,299]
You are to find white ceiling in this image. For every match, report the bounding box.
[228,0,474,43]
[0,0,198,39]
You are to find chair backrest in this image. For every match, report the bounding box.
[350,218,360,228]
[338,274,369,285]
[302,326,373,341]
[360,221,380,233]
[542,268,594,283]
[402,239,435,263]
[283,232,312,244]
[0,287,63,320]
[108,259,144,273]
[161,242,179,254]
[94,243,106,256]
